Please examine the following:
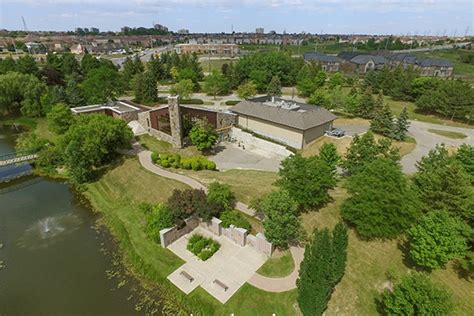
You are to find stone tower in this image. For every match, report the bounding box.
[168,95,183,148]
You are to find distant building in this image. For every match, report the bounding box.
[177,29,189,34]
[256,27,264,34]
[154,24,169,32]
[232,96,337,149]
[304,52,342,72]
[175,43,239,56]
[90,27,99,33]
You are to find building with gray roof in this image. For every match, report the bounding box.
[303,52,342,72]
[231,96,337,149]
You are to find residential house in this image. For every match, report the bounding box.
[303,52,342,72]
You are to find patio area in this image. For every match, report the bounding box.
[167,226,267,303]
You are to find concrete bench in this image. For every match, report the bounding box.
[180,270,194,283]
[213,279,229,291]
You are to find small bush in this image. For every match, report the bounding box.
[191,159,202,171]
[180,98,204,105]
[225,100,240,105]
[180,158,192,169]
[186,234,220,261]
[151,152,159,163]
[160,160,170,168]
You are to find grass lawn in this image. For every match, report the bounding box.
[178,169,278,205]
[428,129,468,139]
[301,134,416,158]
[137,134,201,157]
[301,183,474,315]
[385,96,473,129]
[199,58,238,72]
[85,157,298,315]
[0,116,57,143]
[257,249,295,278]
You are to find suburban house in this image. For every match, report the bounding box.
[337,51,454,77]
[175,43,239,56]
[303,52,342,72]
[231,96,337,149]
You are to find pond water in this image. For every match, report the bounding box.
[0,125,144,315]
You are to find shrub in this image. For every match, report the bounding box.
[160,160,170,168]
[191,159,202,171]
[180,158,192,169]
[207,182,236,211]
[225,100,240,105]
[145,203,176,243]
[180,98,204,105]
[186,234,220,261]
[220,210,251,231]
[205,160,216,170]
[151,152,159,163]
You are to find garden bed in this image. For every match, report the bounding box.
[151,152,216,171]
[187,234,220,261]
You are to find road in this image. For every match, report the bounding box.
[392,42,471,53]
[401,120,474,173]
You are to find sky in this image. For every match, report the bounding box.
[0,0,473,36]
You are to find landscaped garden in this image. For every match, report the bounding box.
[187,234,221,261]
[151,152,216,171]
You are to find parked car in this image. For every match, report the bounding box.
[326,128,345,137]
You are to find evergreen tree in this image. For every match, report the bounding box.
[297,223,348,315]
[370,103,394,137]
[148,54,165,82]
[393,107,410,141]
[357,86,376,118]
[266,75,282,97]
[65,79,86,107]
[134,71,158,103]
[374,90,384,113]
[318,143,340,173]
[331,222,348,284]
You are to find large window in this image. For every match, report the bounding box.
[157,113,171,135]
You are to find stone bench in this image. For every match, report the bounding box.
[180,270,194,283]
[213,279,229,291]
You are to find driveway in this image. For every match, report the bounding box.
[209,143,284,172]
[401,121,474,173]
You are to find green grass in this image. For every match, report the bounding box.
[301,184,474,315]
[428,129,468,139]
[413,49,474,78]
[384,95,473,129]
[84,157,298,315]
[257,249,295,278]
[137,134,201,157]
[199,58,238,72]
[178,169,278,205]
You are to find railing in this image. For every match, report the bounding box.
[0,150,38,167]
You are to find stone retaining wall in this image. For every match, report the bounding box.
[160,217,200,248]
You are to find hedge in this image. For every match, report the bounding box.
[152,152,216,171]
[225,100,241,106]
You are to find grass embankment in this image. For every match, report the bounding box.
[138,134,201,157]
[84,157,298,315]
[428,129,468,139]
[301,184,474,315]
[257,249,295,278]
[199,58,237,72]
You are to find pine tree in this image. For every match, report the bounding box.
[375,90,384,113]
[331,222,348,284]
[370,103,394,137]
[358,86,376,118]
[65,79,86,107]
[267,75,282,96]
[297,223,349,316]
[393,107,410,141]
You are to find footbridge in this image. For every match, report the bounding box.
[0,150,38,167]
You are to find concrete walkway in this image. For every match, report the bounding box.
[134,143,256,217]
[133,142,305,293]
[248,246,305,292]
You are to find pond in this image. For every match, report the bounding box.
[0,125,149,315]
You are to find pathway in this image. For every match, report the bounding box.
[401,121,474,173]
[132,142,304,292]
[248,246,304,292]
[134,143,256,217]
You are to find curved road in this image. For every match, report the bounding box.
[401,121,474,173]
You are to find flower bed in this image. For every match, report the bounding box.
[186,234,220,261]
[151,152,216,171]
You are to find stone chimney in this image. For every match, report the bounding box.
[168,95,183,148]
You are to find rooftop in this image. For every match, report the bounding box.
[71,100,148,114]
[304,52,341,63]
[231,96,337,131]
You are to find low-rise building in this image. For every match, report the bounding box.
[231,96,337,149]
[175,43,239,56]
[303,52,342,72]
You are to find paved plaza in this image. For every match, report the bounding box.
[167,226,267,303]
